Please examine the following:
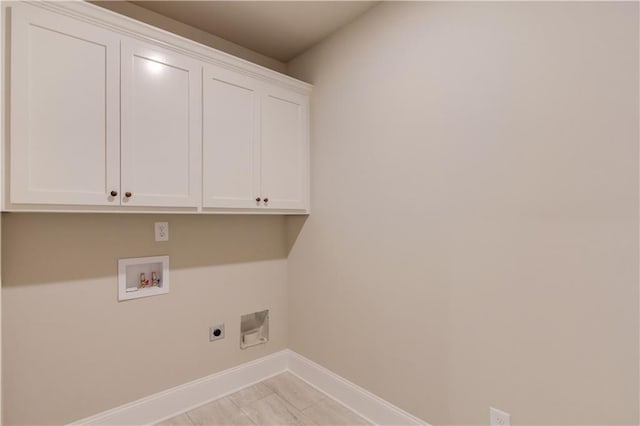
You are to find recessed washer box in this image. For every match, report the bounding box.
[118,255,169,301]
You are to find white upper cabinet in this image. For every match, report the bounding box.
[203,65,261,209]
[203,66,309,212]
[5,2,311,213]
[260,84,309,211]
[9,6,120,206]
[121,39,202,207]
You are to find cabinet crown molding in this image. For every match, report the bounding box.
[20,0,313,94]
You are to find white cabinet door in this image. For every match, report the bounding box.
[202,65,261,208]
[10,6,120,206]
[121,39,201,207]
[260,84,309,211]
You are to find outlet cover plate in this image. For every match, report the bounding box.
[209,324,225,342]
[155,222,169,242]
[490,407,510,426]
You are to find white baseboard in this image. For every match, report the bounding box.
[71,351,288,425]
[286,350,428,426]
[70,350,428,426]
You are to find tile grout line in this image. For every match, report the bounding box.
[305,398,372,426]
[259,375,327,425]
[224,395,259,426]
[158,370,286,426]
[183,411,196,426]
[159,372,369,426]
[237,394,272,425]
[228,383,275,411]
[263,374,321,412]
[227,394,244,410]
[285,371,374,425]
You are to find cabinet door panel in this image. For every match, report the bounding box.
[261,86,309,210]
[10,6,120,205]
[121,40,201,207]
[202,66,260,208]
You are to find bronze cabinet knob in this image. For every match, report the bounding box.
[110,190,118,197]
[124,192,132,198]
[263,198,269,203]
[255,197,261,202]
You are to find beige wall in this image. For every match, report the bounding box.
[0,3,290,424]
[90,1,287,74]
[2,213,289,425]
[287,2,639,425]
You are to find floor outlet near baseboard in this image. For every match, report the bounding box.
[490,407,510,426]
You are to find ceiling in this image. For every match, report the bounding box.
[130,1,378,62]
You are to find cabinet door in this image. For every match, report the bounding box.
[10,6,120,205]
[202,65,261,209]
[121,39,201,207]
[260,85,309,211]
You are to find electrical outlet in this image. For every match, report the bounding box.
[154,222,169,242]
[209,324,225,342]
[490,407,510,426]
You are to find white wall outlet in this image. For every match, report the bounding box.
[209,324,225,342]
[154,222,169,242]
[490,407,510,426]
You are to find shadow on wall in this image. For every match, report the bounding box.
[2,212,308,287]
[285,215,308,255]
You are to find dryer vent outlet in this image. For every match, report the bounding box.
[240,309,269,349]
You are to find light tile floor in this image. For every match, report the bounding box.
[156,372,371,426]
